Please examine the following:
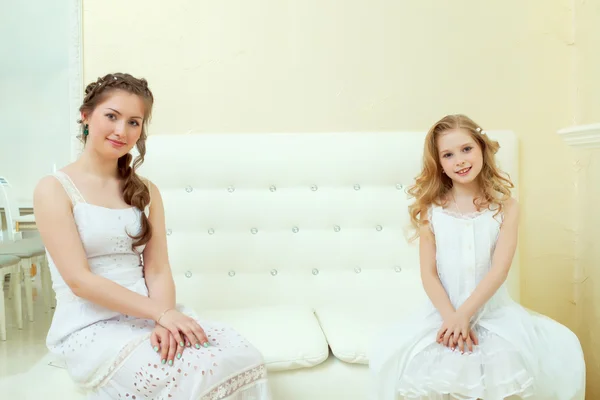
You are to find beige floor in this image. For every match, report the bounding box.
[0,279,87,398]
[0,279,58,381]
[0,286,85,399]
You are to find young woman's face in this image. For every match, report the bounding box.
[83,90,145,159]
[437,128,483,185]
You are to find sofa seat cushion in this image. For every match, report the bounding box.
[316,302,422,365]
[200,305,329,372]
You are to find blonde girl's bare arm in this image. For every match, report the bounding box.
[419,216,456,320]
[457,198,519,319]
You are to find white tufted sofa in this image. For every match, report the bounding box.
[5,131,523,399]
[136,131,522,399]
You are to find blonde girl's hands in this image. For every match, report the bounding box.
[156,308,210,350]
[150,325,185,366]
[453,329,479,353]
[436,311,471,348]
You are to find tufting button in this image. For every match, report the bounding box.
[376,225,383,231]
[228,270,236,277]
[312,268,319,275]
[394,266,402,273]
[292,226,299,233]
[251,228,258,234]
[270,269,278,276]
[227,186,235,193]
[269,185,277,192]
[208,228,215,235]
[166,229,172,236]
[311,185,318,191]
[185,186,193,193]
[354,267,362,273]
[334,225,341,232]
[396,183,403,190]
[354,184,361,190]
[185,271,192,278]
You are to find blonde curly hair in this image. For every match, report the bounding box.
[407,114,514,240]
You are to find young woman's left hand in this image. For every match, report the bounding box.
[436,311,471,348]
[150,325,185,366]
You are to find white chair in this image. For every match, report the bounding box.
[0,255,22,340]
[0,176,54,313]
[0,237,50,321]
[0,176,35,238]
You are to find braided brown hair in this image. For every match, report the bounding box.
[78,72,154,249]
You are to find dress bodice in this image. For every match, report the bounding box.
[46,172,148,295]
[429,204,504,308]
[45,171,150,344]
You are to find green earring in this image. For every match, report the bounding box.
[83,124,89,136]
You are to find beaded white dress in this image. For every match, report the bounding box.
[368,204,586,400]
[45,171,270,400]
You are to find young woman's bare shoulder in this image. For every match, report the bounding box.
[136,175,157,192]
[33,175,71,209]
[34,175,61,195]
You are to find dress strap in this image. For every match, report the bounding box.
[427,205,436,234]
[53,171,87,206]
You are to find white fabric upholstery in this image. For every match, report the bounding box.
[314,303,413,365]
[200,305,330,371]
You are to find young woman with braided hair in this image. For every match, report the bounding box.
[34,73,270,399]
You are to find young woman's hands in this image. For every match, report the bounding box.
[150,325,184,366]
[156,309,210,350]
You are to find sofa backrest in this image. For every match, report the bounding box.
[138,131,520,313]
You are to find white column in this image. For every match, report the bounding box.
[557,123,600,149]
[556,122,600,321]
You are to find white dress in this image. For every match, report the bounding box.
[45,171,271,400]
[368,204,586,400]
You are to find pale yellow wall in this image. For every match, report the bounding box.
[574,0,600,397]
[82,0,579,343]
[575,0,600,125]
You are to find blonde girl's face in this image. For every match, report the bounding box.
[437,128,483,185]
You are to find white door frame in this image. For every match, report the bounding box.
[68,0,84,162]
